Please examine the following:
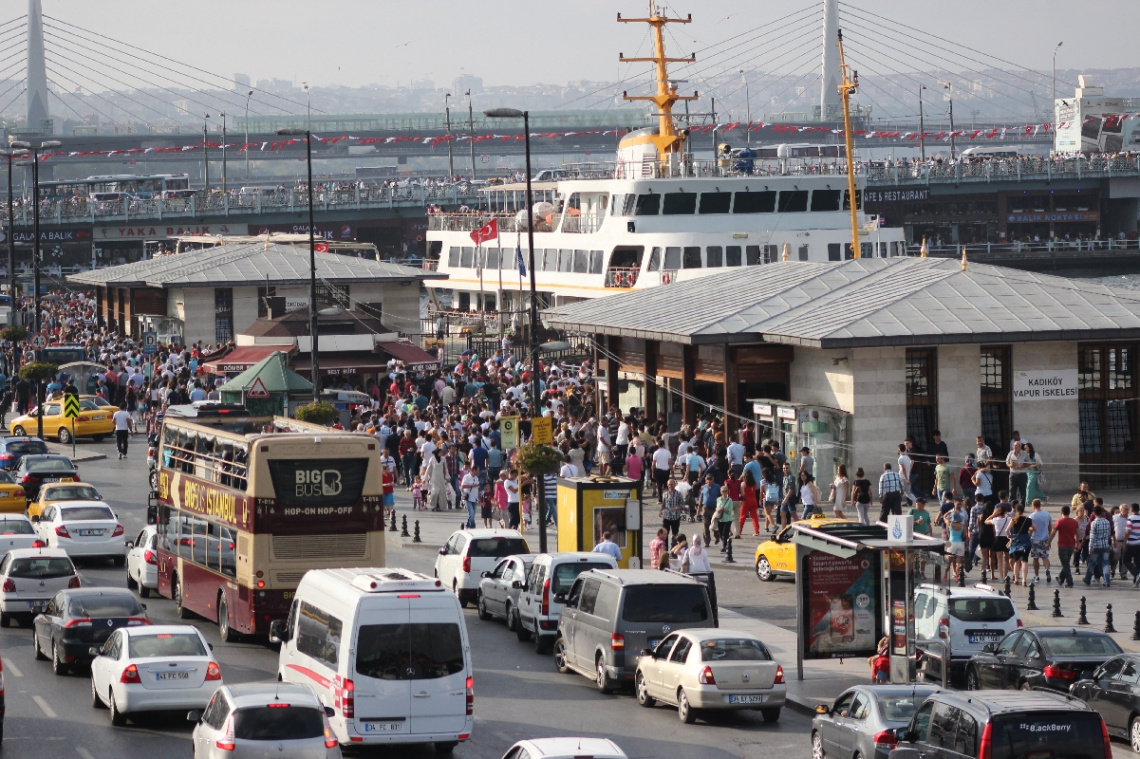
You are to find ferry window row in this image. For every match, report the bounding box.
[645,241,906,270]
[447,246,604,274]
[612,189,860,217]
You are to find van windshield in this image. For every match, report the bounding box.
[467,538,529,558]
[552,562,613,595]
[948,597,1015,622]
[989,713,1105,759]
[621,585,709,623]
[356,623,464,681]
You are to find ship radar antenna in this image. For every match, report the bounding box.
[618,2,698,163]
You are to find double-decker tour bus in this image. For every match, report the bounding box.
[152,414,385,641]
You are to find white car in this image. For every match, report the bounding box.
[34,501,127,564]
[190,682,341,759]
[90,624,221,727]
[435,529,529,608]
[0,514,47,553]
[501,738,628,759]
[0,547,79,627]
[914,582,1023,683]
[125,526,158,598]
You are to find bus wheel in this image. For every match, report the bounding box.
[218,591,239,643]
[173,575,189,619]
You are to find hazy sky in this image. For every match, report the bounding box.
[35,0,1138,92]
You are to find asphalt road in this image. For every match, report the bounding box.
[0,438,815,759]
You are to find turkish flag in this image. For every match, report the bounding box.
[470,218,498,246]
[315,242,329,252]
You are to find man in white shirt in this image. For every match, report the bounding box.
[727,439,746,468]
[651,443,672,499]
[596,424,612,476]
[461,465,481,529]
[112,403,133,460]
[897,443,914,504]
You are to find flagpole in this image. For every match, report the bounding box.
[497,238,504,339]
[478,242,484,313]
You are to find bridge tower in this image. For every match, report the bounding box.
[26,0,51,134]
[819,0,841,121]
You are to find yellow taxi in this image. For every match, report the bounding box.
[26,480,104,521]
[754,515,858,582]
[0,470,26,514]
[9,397,115,444]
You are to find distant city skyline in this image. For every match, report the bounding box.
[38,0,1139,93]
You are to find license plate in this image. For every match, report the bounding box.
[27,601,46,611]
[969,633,1002,643]
[93,415,105,420]
[157,671,190,681]
[42,478,57,483]
[60,477,74,483]
[361,722,404,734]
[77,529,104,537]
[728,694,767,704]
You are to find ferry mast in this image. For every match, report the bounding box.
[617,3,698,162]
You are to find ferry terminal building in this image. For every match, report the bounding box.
[544,257,1140,492]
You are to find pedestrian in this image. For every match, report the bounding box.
[463,465,482,528]
[1028,498,1053,584]
[869,637,890,683]
[1006,440,1029,505]
[683,533,711,573]
[946,499,968,579]
[1008,502,1032,586]
[877,463,905,522]
[737,469,761,538]
[931,456,953,504]
[1025,443,1046,502]
[1084,507,1114,588]
[986,503,1012,580]
[959,454,977,504]
[780,461,798,527]
[698,475,721,544]
[829,464,849,520]
[1050,505,1079,588]
[1123,503,1140,586]
[972,461,994,506]
[505,468,521,529]
[851,468,872,525]
[593,530,622,561]
[659,478,685,544]
[714,489,736,552]
[382,465,395,519]
[112,402,132,459]
[649,527,668,570]
[423,448,451,513]
[1113,503,1130,581]
[493,471,509,527]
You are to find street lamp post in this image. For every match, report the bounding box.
[945,82,956,160]
[1052,42,1064,107]
[444,93,455,179]
[203,113,210,193]
[221,112,227,196]
[244,90,253,181]
[918,86,927,162]
[484,107,544,552]
[0,148,27,333]
[10,139,61,440]
[739,70,751,146]
[467,91,477,181]
[277,128,319,403]
[303,82,311,133]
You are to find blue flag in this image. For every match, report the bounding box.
[515,235,527,276]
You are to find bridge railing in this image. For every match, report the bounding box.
[906,238,1140,258]
[865,155,1140,185]
[4,184,483,225]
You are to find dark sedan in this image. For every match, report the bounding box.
[812,684,941,759]
[14,454,79,501]
[0,437,48,469]
[1071,653,1140,752]
[32,588,149,675]
[966,626,1123,692]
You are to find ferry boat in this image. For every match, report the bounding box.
[424,4,906,312]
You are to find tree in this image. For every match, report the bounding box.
[0,326,28,344]
[294,401,339,426]
[18,361,58,383]
[514,443,563,476]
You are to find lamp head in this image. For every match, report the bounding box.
[276,128,306,136]
[484,108,525,119]
[8,141,30,150]
[41,141,61,149]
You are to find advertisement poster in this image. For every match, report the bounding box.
[803,551,879,659]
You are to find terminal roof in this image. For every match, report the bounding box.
[543,257,1140,348]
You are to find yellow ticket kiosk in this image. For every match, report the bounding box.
[556,476,642,568]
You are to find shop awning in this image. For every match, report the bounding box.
[292,351,392,376]
[378,340,439,368]
[203,345,295,374]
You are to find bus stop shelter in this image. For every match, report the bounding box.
[788,517,944,683]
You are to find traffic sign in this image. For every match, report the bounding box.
[531,416,553,446]
[30,333,47,350]
[63,394,81,419]
[500,416,519,450]
[143,332,158,354]
[246,377,270,398]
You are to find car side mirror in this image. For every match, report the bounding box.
[438,546,447,555]
[140,603,146,611]
[893,727,911,743]
[982,643,997,653]
[89,646,101,657]
[816,704,830,715]
[186,709,203,723]
[268,619,289,644]
[554,593,567,605]
[209,643,214,651]
[325,706,335,718]
[512,580,524,589]
[30,515,39,523]
[125,541,133,550]
[480,571,490,578]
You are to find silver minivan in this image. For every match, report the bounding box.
[516,552,618,654]
[553,569,715,694]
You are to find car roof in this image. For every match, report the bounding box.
[41,481,98,491]
[539,552,615,563]
[917,583,1005,599]
[4,547,68,559]
[1029,626,1114,638]
[61,587,136,599]
[933,689,1092,715]
[678,628,764,642]
[21,455,74,464]
[586,568,703,586]
[516,737,626,758]
[1,437,45,445]
[453,529,525,539]
[55,501,113,512]
[0,514,33,522]
[225,682,321,709]
[121,624,204,638]
[846,683,942,699]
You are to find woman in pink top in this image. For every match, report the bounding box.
[494,471,510,527]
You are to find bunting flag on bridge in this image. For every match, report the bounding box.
[18,114,1140,164]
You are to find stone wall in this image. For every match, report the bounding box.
[936,344,982,464]
[850,347,907,476]
[1012,341,1079,493]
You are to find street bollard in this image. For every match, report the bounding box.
[1133,611,1140,641]
[1051,589,1063,617]
[1105,604,1116,634]
[389,510,396,532]
[413,520,422,543]
[1004,575,1012,597]
[401,514,410,538]
[1078,597,1090,625]
[1026,583,1038,611]
[724,537,735,564]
